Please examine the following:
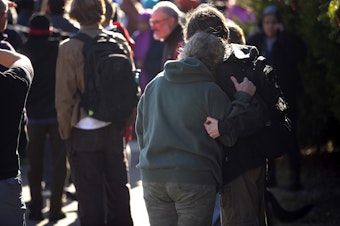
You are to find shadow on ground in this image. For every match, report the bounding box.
[268,146,340,226]
[21,140,340,226]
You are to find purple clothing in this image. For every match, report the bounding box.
[133,28,153,91]
[226,4,256,24]
[133,9,154,91]
[134,29,152,63]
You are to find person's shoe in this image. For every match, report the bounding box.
[28,212,44,221]
[49,212,66,222]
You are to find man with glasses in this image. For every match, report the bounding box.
[149,1,184,67]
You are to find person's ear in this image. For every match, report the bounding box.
[168,17,176,27]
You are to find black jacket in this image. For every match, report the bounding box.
[161,24,183,67]
[216,44,270,184]
[18,36,59,119]
[0,66,32,180]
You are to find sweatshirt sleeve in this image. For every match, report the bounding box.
[135,94,144,150]
[217,89,269,147]
[218,92,267,137]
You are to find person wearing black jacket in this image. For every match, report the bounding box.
[209,46,269,226]
[0,0,28,158]
[18,13,68,222]
[185,4,268,226]
[45,0,79,35]
[0,48,33,226]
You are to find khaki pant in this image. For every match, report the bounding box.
[220,166,267,226]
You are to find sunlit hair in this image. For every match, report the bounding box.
[69,0,105,26]
[0,0,8,13]
[226,19,245,45]
[104,0,116,21]
[179,31,226,72]
[184,3,229,42]
[152,1,182,23]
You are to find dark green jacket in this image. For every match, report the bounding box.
[136,57,251,185]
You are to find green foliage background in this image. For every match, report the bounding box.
[236,0,340,148]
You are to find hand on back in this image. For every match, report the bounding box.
[231,76,256,96]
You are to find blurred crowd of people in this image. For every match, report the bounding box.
[0,0,307,225]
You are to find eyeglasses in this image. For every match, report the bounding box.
[149,17,170,26]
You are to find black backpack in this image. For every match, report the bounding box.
[218,44,292,159]
[72,31,139,128]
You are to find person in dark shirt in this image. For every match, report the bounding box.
[0,0,28,161]
[0,48,33,226]
[45,0,79,36]
[18,13,69,222]
[149,1,184,67]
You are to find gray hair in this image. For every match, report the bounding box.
[152,1,183,23]
[179,31,226,72]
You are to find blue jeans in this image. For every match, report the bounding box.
[0,174,26,225]
[66,124,133,226]
[212,194,221,226]
[143,182,217,226]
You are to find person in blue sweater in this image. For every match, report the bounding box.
[135,29,257,225]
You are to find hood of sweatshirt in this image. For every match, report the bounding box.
[162,57,215,83]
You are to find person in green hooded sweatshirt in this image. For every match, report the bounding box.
[135,30,256,226]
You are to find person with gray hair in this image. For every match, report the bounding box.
[149,0,184,66]
[135,30,256,226]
